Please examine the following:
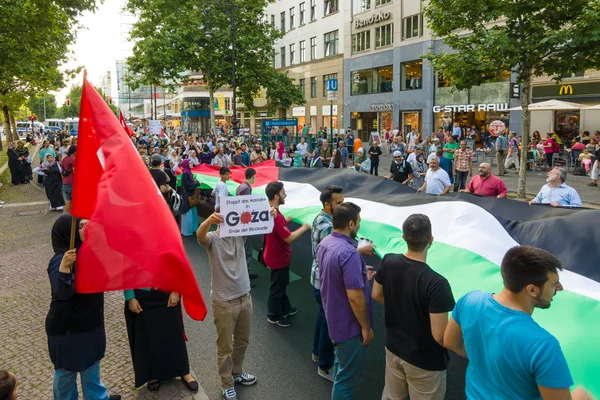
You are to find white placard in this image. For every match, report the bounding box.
[219,195,274,238]
[149,120,161,135]
[327,91,338,101]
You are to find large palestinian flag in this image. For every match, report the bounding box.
[192,160,600,397]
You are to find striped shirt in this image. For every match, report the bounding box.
[310,210,333,290]
[454,148,473,172]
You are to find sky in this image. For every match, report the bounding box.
[53,0,135,105]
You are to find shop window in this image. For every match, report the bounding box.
[310,0,317,21]
[300,3,306,25]
[351,65,393,95]
[324,0,338,15]
[401,61,423,90]
[311,77,317,98]
[310,37,317,60]
[299,79,306,98]
[353,0,371,14]
[290,43,296,65]
[290,7,295,30]
[375,23,393,48]
[376,0,392,5]
[352,30,371,53]
[323,73,338,97]
[403,14,421,39]
[280,46,286,68]
[324,30,339,57]
[300,40,306,63]
[280,12,286,33]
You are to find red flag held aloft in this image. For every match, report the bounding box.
[70,75,207,321]
[119,110,136,137]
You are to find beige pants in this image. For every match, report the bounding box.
[212,293,252,389]
[497,151,507,175]
[381,348,446,400]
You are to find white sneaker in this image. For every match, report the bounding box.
[222,387,237,400]
[0,200,5,205]
[318,367,334,382]
[56,206,64,211]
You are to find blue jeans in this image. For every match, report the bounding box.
[331,335,369,400]
[53,361,109,400]
[312,288,334,370]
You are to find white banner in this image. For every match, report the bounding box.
[149,120,162,135]
[219,195,274,238]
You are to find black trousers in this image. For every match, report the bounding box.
[267,266,291,321]
[454,170,469,192]
[370,161,379,176]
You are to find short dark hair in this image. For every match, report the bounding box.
[402,214,432,252]
[332,202,361,230]
[67,144,76,156]
[501,246,563,293]
[265,181,284,200]
[245,168,256,179]
[320,185,343,205]
[220,167,230,175]
[236,147,242,151]
[0,370,16,400]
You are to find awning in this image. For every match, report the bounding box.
[509,99,586,111]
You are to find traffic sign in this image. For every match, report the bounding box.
[327,79,338,91]
[327,91,338,101]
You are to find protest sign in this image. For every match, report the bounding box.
[149,120,162,135]
[219,194,274,238]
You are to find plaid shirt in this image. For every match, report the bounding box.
[454,148,473,172]
[310,210,333,290]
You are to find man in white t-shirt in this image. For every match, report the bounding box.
[417,158,451,196]
[212,167,231,210]
[392,126,400,138]
[296,136,309,156]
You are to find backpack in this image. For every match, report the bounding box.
[552,140,560,153]
[168,188,184,216]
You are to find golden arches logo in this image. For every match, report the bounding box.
[559,85,573,95]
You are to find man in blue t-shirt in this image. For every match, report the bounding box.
[444,245,592,400]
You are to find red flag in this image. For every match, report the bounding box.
[71,75,207,321]
[119,110,136,137]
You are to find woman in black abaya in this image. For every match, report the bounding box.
[124,288,198,393]
[15,141,32,181]
[33,154,65,211]
[7,142,26,185]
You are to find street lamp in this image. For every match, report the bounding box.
[204,3,239,137]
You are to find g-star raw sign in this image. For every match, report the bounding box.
[354,11,391,29]
[219,195,274,238]
[432,103,509,113]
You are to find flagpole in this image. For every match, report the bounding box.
[69,215,77,250]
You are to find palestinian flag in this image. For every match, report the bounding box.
[192,161,600,397]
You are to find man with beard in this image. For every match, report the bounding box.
[388,151,413,185]
[264,181,311,327]
[461,163,507,198]
[444,246,592,400]
[529,167,582,208]
[317,202,376,400]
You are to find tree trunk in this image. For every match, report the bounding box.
[3,105,13,145]
[209,89,216,135]
[9,111,18,143]
[517,74,532,198]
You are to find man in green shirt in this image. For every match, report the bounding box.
[443,136,460,173]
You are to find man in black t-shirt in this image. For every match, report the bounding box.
[372,214,455,400]
[387,151,413,185]
[149,154,171,202]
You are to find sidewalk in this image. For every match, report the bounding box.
[375,151,599,206]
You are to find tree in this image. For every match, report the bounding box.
[28,95,58,121]
[56,84,119,118]
[424,0,600,197]
[125,0,304,133]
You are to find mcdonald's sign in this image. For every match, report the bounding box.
[559,85,574,95]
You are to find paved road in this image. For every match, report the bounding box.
[183,226,468,400]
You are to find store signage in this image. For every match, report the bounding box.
[354,11,391,29]
[371,103,393,112]
[559,85,574,95]
[432,103,509,113]
[327,91,338,101]
[322,105,338,115]
[511,83,520,99]
[292,107,306,117]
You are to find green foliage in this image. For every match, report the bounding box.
[28,95,58,121]
[55,84,119,118]
[125,0,303,112]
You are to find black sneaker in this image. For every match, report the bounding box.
[284,307,298,318]
[234,371,257,386]
[268,317,292,327]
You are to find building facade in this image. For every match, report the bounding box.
[266,0,346,135]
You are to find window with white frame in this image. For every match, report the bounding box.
[270,15,275,28]
[280,12,286,33]
[322,73,338,96]
[375,23,393,48]
[300,40,306,63]
[403,14,421,39]
[324,30,339,57]
[280,46,286,67]
[290,43,296,65]
[311,77,317,98]
[352,0,371,14]
[352,30,371,53]
[310,36,317,60]
[324,0,338,15]
[310,0,317,21]
[290,7,295,29]
[375,0,391,5]
[299,2,306,25]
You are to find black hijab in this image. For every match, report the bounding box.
[51,214,82,255]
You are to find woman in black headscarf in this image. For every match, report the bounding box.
[46,215,120,400]
[33,154,65,211]
[6,142,26,185]
[14,142,32,181]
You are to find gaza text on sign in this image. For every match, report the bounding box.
[219,194,274,238]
